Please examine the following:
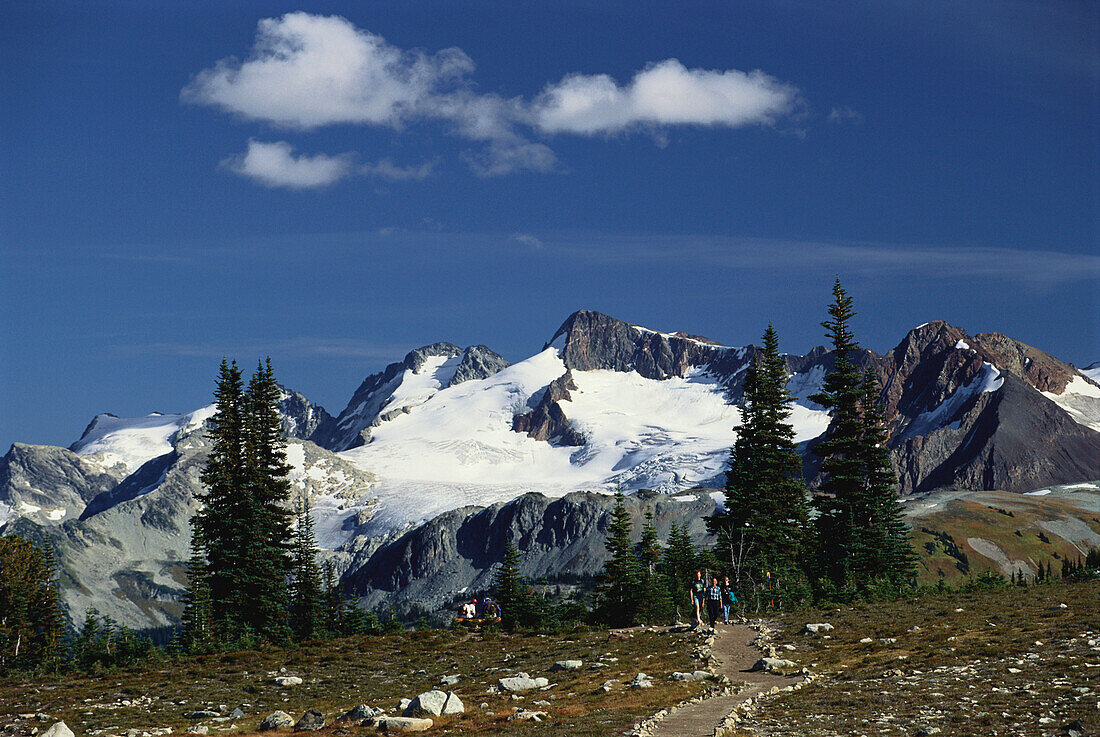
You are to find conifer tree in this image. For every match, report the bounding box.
[0,535,64,672]
[660,521,697,617]
[595,493,642,627]
[810,279,867,590]
[323,561,350,636]
[181,526,213,652]
[710,324,810,605]
[242,358,294,642]
[192,359,248,640]
[857,369,917,584]
[634,509,674,623]
[290,496,323,640]
[494,539,534,629]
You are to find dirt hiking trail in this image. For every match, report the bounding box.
[650,623,796,737]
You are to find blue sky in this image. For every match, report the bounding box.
[2,0,1098,451]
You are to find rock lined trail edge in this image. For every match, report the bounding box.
[649,624,797,737]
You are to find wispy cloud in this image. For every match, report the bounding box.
[221,139,353,188]
[510,232,544,250]
[827,105,864,124]
[183,12,803,180]
[361,157,438,181]
[113,337,410,360]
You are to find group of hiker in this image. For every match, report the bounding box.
[690,571,737,626]
[459,596,502,621]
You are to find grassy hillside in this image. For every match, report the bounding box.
[905,484,1100,584]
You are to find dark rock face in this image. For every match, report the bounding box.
[345,489,717,612]
[512,370,585,446]
[279,388,338,444]
[450,345,510,386]
[867,321,1100,493]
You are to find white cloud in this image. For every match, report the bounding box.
[510,233,544,250]
[532,59,798,134]
[186,13,802,178]
[222,140,352,189]
[361,158,437,181]
[182,12,472,129]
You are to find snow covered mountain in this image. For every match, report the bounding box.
[2,309,1099,629]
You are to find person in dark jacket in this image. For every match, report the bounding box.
[705,576,723,627]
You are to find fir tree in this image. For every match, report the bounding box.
[634,509,674,623]
[710,324,810,606]
[595,493,642,627]
[493,539,535,629]
[193,359,249,640]
[810,279,867,591]
[660,521,698,618]
[0,535,64,672]
[290,495,323,640]
[241,358,295,643]
[856,369,917,585]
[323,561,350,636]
[181,525,213,653]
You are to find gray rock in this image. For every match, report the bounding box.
[337,705,377,724]
[41,723,74,737]
[403,691,448,718]
[274,676,302,687]
[185,728,208,735]
[293,709,324,732]
[752,657,797,674]
[441,692,464,715]
[551,660,582,671]
[258,711,294,731]
[497,676,548,693]
[508,711,548,722]
[671,670,712,681]
[802,623,834,634]
[374,717,433,732]
[630,673,653,688]
[398,698,412,712]
[186,711,220,720]
[439,674,460,686]
[228,709,244,719]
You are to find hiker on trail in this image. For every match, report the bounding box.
[691,571,707,624]
[721,576,736,623]
[462,598,477,619]
[483,597,501,619]
[705,576,723,627]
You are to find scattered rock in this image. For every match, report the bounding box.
[293,710,324,732]
[439,674,460,686]
[273,677,302,687]
[258,711,294,731]
[671,670,712,681]
[228,709,244,720]
[337,705,380,724]
[497,676,548,692]
[441,692,464,715]
[403,691,448,718]
[186,711,220,720]
[185,728,208,735]
[859,637,874,644]
[752,657,797,674]
[631,673,653,688]
[42,724,74,737]
[551,660,582,671]
[599,679,617,693]
[508,711,548,722]
[374,716,433,732]
[802,623,834,634]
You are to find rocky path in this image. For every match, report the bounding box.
[650,624,796,737]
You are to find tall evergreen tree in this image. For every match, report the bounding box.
[595,493,642,627]
[181,525,213,652]
[810,279,867,590]
[660,521,697,617]
[192,359,249,640]
[290,496,323,640]
[242,358,295,642]
[634,509,674,623]
[710,324,810,605]
[493,539,535,629]
[857,369,917,584]
[811,279,915,592]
